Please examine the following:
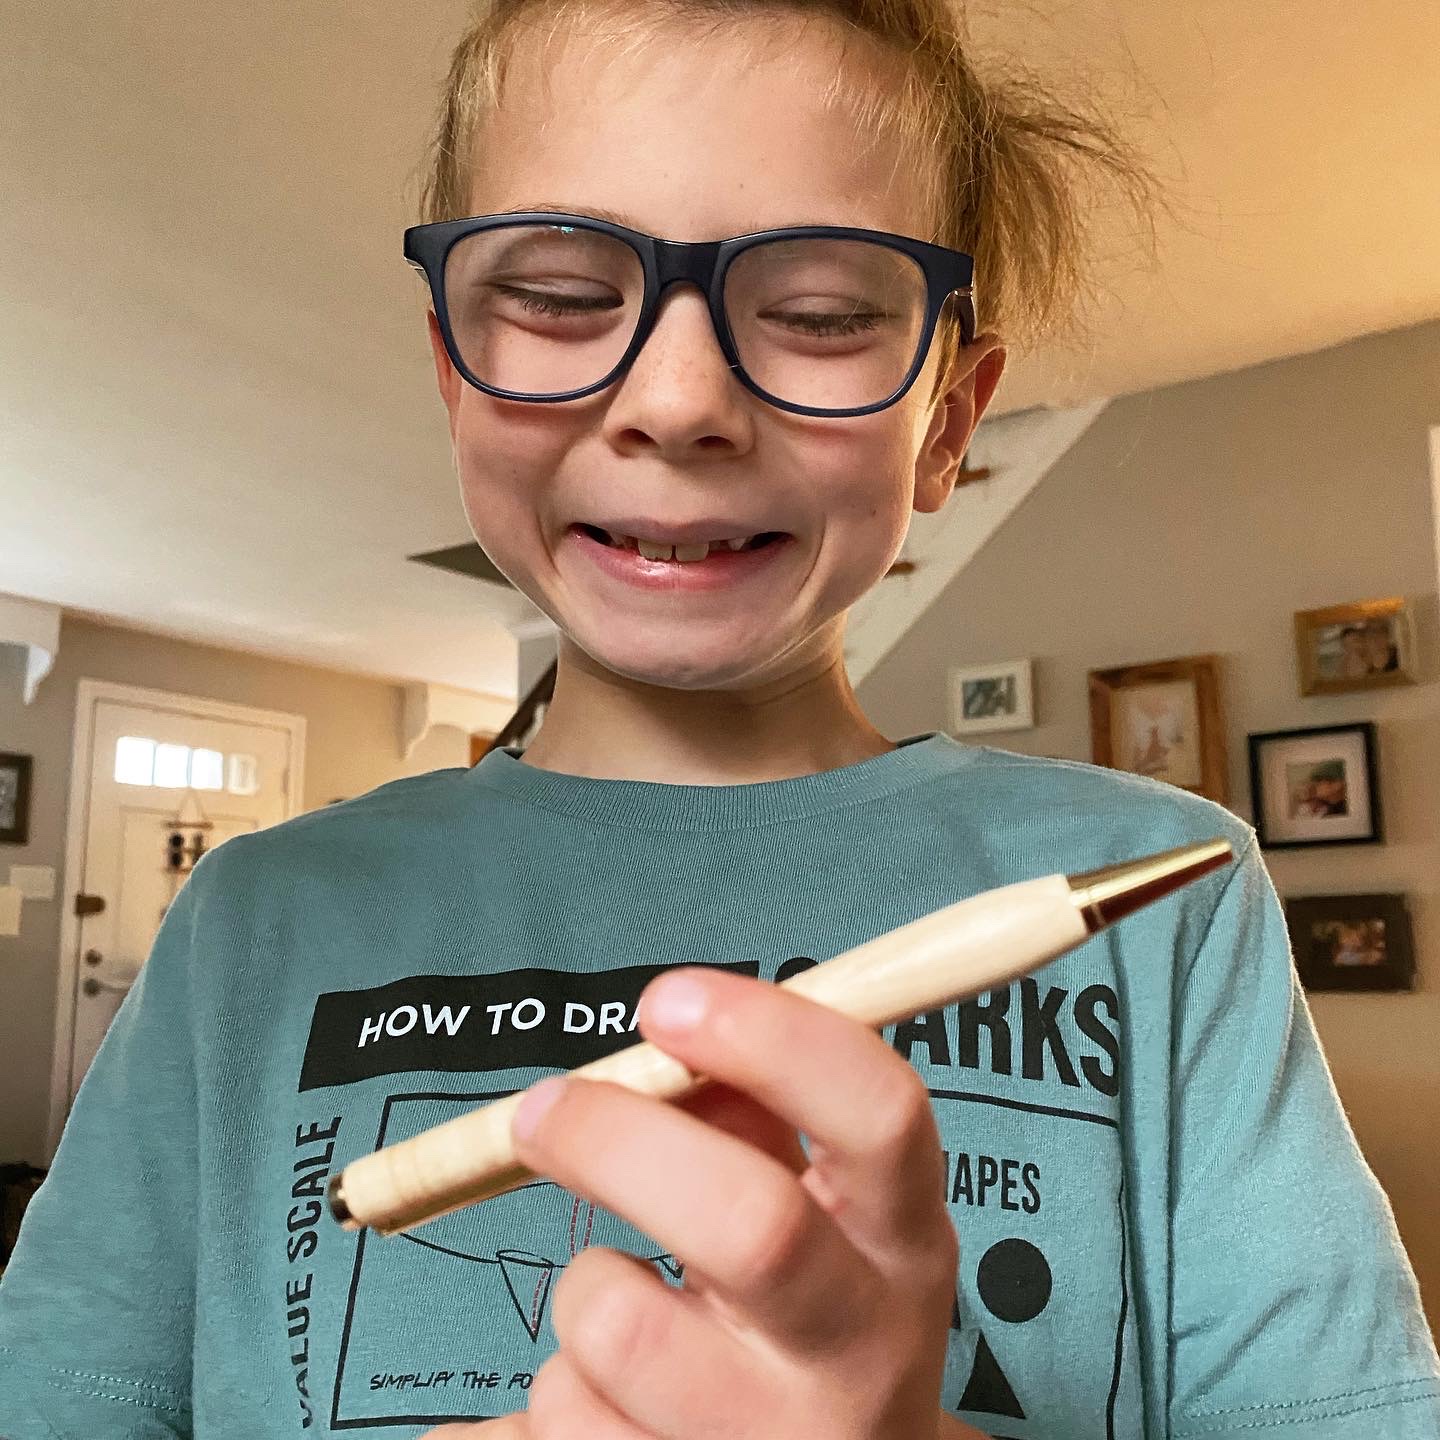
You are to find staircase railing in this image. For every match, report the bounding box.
[481,658,557,758]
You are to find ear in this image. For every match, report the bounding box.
[913,332,1007,515]
[426,309,464,443]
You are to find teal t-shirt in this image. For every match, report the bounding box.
[2,733,1437,1438]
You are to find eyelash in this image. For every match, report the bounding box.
[505,287,885,338]
[503,287,617,317]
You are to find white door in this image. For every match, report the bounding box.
[51,683,304,1150]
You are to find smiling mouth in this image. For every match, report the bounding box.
[573,524,788,562]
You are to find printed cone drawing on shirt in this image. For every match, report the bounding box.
[389,1183,683,1343]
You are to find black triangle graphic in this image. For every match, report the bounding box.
[496,1250,556,1342]
[957,1332,1026,1419]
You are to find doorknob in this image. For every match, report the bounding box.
[83,974,138,997]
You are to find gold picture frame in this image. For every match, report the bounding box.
[1294,596,1416,696]
[1088,654,1227,804]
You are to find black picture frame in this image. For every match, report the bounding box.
[1283,892,1416,992]
[0,752,33,846]
[1247,722,1381,850]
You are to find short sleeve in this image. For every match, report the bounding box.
[1169,834,1440,1437]
[0,858,210,1438]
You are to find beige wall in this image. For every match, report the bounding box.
[859,316,1440,1333]
[0,615,484,1162]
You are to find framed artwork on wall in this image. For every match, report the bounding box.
[947,659,1034,735]
[1294,596,1417,696]
[1283,892,1415,992]
[1088,654,1227,804]
[0,752,33,846]
[1247,722,1381,849]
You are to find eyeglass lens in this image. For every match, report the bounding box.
[441,223,931,410]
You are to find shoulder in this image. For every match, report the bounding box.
[921,744,1256,956]
[183,765,475,899]
[936,742,1254,868]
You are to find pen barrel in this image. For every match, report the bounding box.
[333,872,1086,1236]
[777,872,1084,1026]
[339,1043,700,1236]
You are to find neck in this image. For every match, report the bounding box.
[518,633,896,785]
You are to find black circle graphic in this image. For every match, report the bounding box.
[976,1238,1052,1323]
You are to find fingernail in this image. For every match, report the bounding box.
[513,1076,566,1142]
[646,973,709,1031]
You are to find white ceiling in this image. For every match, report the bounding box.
[3,0,1438,699]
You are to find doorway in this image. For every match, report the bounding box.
[47,680,305,1157]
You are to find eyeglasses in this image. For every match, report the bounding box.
[405,211,976,418]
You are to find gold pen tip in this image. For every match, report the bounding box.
[1067,837,1234,933]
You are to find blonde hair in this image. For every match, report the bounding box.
[417,0,1161,403]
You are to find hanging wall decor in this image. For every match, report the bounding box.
[1293,596,1417,696]
[1088,655,1227,805]
[1247,722,1382,849]
[1283,892,1415,992]
[0,753,33,845]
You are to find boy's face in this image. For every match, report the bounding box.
[428,14,1004,694]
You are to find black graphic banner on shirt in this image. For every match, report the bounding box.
[297,962,761,1091]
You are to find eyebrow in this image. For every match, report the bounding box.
[495,202,830,232]
[497,201,636,225]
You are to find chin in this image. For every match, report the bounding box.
[572,629,775,692]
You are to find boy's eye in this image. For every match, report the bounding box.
[493,284,623,318]
[763,306,889,338]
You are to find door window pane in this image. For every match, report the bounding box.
[190,748,224,790]
[115,736,155,786]
[154,743,191,788]
[228,753,259,795]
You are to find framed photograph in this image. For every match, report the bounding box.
[1248,722,1381,848]
[948,659,1034,735]
[0,753,33,846]
[1088,654,1227,803]
[1283,892,1415,992]
[1294,597,1417,696]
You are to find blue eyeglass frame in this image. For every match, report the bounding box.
[404,210,976,418]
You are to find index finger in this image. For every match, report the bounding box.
[637,967,951,1255]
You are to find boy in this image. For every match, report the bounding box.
[3,2,1438,1437]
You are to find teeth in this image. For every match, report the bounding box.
[600,528,766,561]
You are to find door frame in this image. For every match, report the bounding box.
[46,678,307,1158]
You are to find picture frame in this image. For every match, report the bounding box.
[947,659,1034,735]
[0,752,33,846]
[1247,722,1381,849]
[1294,596,1417,696]
[1283,892,1415,992]
[1088,654,1227,803]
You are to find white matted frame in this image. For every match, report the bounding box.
[1247,722,1381,850]
[947,658,1034,735]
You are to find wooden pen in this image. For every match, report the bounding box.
[329,836,1233,1236]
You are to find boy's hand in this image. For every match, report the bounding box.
[421,965,974,1440]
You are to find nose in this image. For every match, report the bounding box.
[637,277,736,369]
[600,279,752,451]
